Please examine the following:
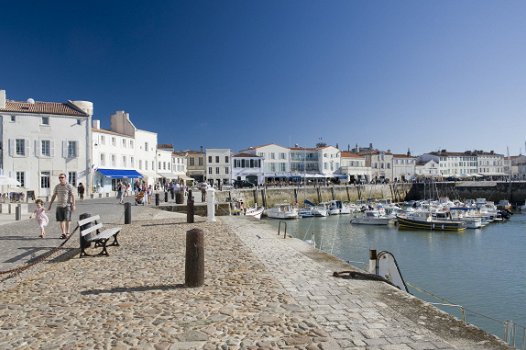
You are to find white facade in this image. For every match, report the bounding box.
[318,146,341,176]
[392,154,416,181]
[156,148,175,179]
[361,151,393,181]
[340,152,371,182]
[248,144,291,178]
[205,148,231,187]
[171,152,188,181]
[109,111,158,186]
[232,153,264,185]
[415,160,440,177]
[0,90,92,198]
[477,152,505,177]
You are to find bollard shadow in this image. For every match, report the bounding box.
[141,222,198,227]
[80,283,185,295]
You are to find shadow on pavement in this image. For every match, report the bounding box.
[80,283,185,295]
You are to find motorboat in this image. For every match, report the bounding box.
[264,204,299,219]
[350,210,396,225]
[396,212,466,232]
[327,200,351,215]
[245,205,265,219]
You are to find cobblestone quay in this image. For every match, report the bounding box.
[0,202,512,349]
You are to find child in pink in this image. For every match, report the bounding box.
[30,199,49,238]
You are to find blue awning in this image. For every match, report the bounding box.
[97,168,143,179]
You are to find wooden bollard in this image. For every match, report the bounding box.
[187,190,194,223]
[124,202,131,224]
[185,228,204,287]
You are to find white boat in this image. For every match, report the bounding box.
[327,200,351,215]
[245,206,264,219]
[265,204,299,219]
[311,203,329,217]
[350,210,396,225]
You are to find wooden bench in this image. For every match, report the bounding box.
[78,215,121,257]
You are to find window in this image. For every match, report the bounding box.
[68,172,77,186]
[100,136,105,145]
[130,140,134,148]
[40,171,50,188]
[280,153,286,160]
[225,167,229,174]
[10,115,15,122]
[208,167,212,174]
[199,157,203,166]
[271,153,275,160]
[270,163,276,172]
[77,119,81,125]
[152,161,154,170]
[215,156,219,163]
[145,161,148,170]
[225,156,229,163]
[111,155,116,166]
[139,160,142,169]
[163,162,166,170]
[216,167,220,174]
[100,153,106,166]
[122,139,126,147]
[112,137,116,146]
[66,141,77,158]
[131,157,134,167]
[16,139,26,156]
[41,140,51,157]
[122,156,127,167]
[158,162,162,169]
[145,142,149,151]
[41,116,49,125]
[208,156,212,163]
[16,172,25,187]
[189,158,195,166]
[280,163,286,171]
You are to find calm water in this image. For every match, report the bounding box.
[266,213,526,340]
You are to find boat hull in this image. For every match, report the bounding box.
[397,216,466,231]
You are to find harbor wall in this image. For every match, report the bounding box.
[216,184,413,208]
[405,181,526,205]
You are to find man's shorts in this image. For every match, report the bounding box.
[56,206,72,222]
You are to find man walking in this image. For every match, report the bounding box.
[48,173,76,239]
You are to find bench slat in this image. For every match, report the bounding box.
[80,223,103,236]
[85,227,121,242]
[78,215,101,227]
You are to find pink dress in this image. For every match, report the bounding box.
[34,207,49,229]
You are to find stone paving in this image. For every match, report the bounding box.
[0,199,512,349]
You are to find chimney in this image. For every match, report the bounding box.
[407,148,411,156]
[0,90,5,109]
[92,120,101,129]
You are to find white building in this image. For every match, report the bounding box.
[92,120,141,193]
[476,151,505,178]
[110,111,158,186]
[392,153,417,181]
[340,151,371,183]
[172,151,190,183]
[0,89,92,198]
[232,153,264,185]
[245,144,291,181]
[415,159,440,178]
[359,150,393,182]
[205,148,231,188]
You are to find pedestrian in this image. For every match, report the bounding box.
[116,180,124,204]
[47,173,76,239]
[77,182,85,200]
[30,199,49,238]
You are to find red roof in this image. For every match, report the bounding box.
[341,151,365,158]
[233,153,262,158]
[0,100,87,117]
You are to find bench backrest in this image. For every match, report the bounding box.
[78,215,103,237]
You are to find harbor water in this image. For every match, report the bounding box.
[266,212,526,341]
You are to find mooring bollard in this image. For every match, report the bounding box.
[368,249,378,275]
[187,190,194,223]
[207,187,216,222]
[164,191,168,202]
[124,202,131,224]
[185,228,204,287]
[15,204,21,221]
[155,193,160,206]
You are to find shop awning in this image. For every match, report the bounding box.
[97,168,143,179]
[157,172,178,179]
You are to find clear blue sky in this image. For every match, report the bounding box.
[2,0,525,155]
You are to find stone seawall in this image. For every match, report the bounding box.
[406,181,526,204]
[216,184,413,208]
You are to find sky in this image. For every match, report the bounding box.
[1,0,526,155]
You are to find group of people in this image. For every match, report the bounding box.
[30,172,75,239]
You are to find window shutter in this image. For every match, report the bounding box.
[50,141,55,157]
[8,139,14,157]
[75,141,79,158]
[35,140,40,157]
[24,139,29,157]
[62,141,67,158]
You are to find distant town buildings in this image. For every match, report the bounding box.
[1,88,525,199]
